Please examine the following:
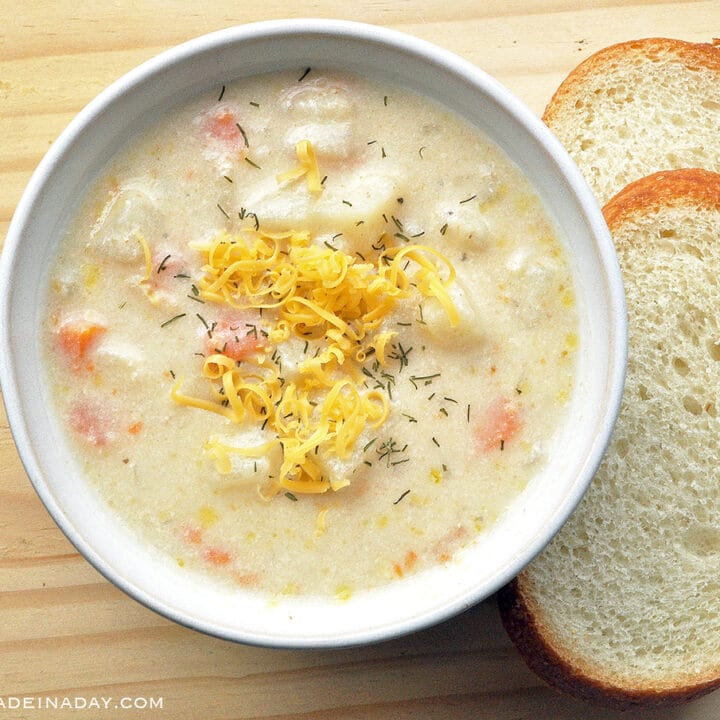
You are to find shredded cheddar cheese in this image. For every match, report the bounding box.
[171,162,460,495]
[277,140,323,193]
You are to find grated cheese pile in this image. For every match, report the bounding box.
[171,144,460,496]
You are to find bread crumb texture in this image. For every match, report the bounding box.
[500,170,720,707]
[543,38,720,205]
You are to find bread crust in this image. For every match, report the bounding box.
[498,168,720,710]
[603,167,720,230]
[497,579,720,710]
[543,37,720,127]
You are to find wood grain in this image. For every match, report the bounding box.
[2,2,720,718]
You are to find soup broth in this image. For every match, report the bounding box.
[45,70,577,598]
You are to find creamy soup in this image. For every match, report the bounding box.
[45,70,577,598]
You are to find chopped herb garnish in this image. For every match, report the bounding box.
[393,489,411,505]
[169,369,176,379]
[459,194,477,204]
[363,437,378,452]
[367,139,378,145]
[466,404,471,422]
[249,100,260,107]
[236,123,249,148]
[388,342,412,370]
[222,175,233,183]
[174,273,190,279]
[409,372,441,389]
[285,491,298,501]
[402,413,418,423]
[186,294,205,304]
[161,313,186,328]
[432,436,440,447]
[440,222,448,235]
[500,439,505,451]
[157,254,171,273]
[394,232,409,243]
[383,95,388,106]
[444,396,458,404]
[244,157,261,169]
[217,84,226,102]
[118,301,127,309]
[439,407,449,417]
[196,313,209,330]
[342,199,353,207]
[191,284,199,296]
[298,67,311,82]
[381,146,387,158]
[391,215,404,231]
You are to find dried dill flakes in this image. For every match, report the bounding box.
[235,123,249,148]
[298,67,311,82]
[160,313,186,328]
[156,254,172,273]
[409,372,441,389]
[238,207,260,231]
[216,203,230,219]
[285,491,298,501]
[217,84,226,102]
[393,489,411,505]
[244,157,261,169]
[459,194,477,204]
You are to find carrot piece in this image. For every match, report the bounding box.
[204,547,232,565]
[181,525,203,545]
[476,398,522,452]
[68,402,110,446]
[202,106,247,153]
[403,550,418,571]
[127,421,143,435]
[205,317,262,361]
[56,317,106,370]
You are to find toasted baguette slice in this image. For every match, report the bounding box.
[543,38,720,205]
[498,169,720,710]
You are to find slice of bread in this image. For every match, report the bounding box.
[543,38,720,205]
[498,168,720,709]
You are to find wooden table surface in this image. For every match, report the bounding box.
[2,2,720,718]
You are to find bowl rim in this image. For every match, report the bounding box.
[0,18,627,648]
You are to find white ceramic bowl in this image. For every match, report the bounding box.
[0,19,626,648]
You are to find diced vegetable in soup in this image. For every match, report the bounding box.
[45,69,577,598]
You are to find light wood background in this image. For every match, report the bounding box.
[2,2,720,718]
